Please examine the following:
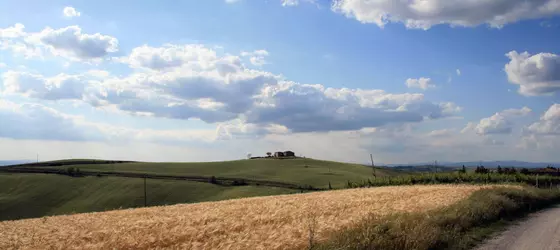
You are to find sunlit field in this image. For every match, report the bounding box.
[0,185,496,250]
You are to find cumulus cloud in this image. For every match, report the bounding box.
[0,24,43,58]
[28,26,118,60]
[505,51,560,96]
[0,23,26,38]
[405,77,434,90]
[123,44,220,70]
[526,104,560,135]
[0,100,216,144]
[472,107,532,135]
[456,69,461,76]
[331,0,560,29]
[63,7,81,18]
[4,43,460,134]
[0,100,96,141]
[2,71,87,100]
[241,50,269,67]
[1,24,118,61]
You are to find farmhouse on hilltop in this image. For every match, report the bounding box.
[273,151,295,158]
[284,151,295,157]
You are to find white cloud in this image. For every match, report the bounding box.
[2,71,87,100]
[241,49,269,67]
[282,0,300,7]
[29,26,118,60]
[122,44,221,71]
[0,100,96,141]
[63,7,81,18]
[505,51,560,96]
[456,69,461,76]
[0,99,216,145]
[331,0,560,29]
[0,24,43,59]
[1,24,118,61]
[4,43,460,134]
[0,23,26,38]
[86,70,110,78]
[405,77,434,90]
[0,63,6,68]
[526,104,560,135]
[225,0,242,3]
[473,107,532,135]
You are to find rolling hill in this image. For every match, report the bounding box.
[14,158,401,188]
[0,158,403,221]
[0,173,293,221]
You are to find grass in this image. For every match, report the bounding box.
[315,186,560,250]
[0,173,293,221]
[24,158,400,188]
[0,184,490,250]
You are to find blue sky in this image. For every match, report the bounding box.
[1,0,560,163]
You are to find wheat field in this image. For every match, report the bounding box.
[0,185,497,250]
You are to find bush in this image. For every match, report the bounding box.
[209,176,217,184]
[66,167,76,176]
[231,180,247,186]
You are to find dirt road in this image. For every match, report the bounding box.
[476,206,560,250]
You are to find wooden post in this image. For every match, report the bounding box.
[536,174,539,188]
[144,177,147,207]
[370,154,376,178]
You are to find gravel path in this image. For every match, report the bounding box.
[476,206,560,250]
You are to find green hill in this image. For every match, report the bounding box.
[1,158,403,221]
[0,173,292,221]
[21,158,400,188]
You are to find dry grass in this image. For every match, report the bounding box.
[0,185,497,250]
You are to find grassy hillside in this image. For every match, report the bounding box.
[27,158,400,188]
[0,173,292,221]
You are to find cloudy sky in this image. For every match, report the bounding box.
[1,0,560,164]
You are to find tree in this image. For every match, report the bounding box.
[209,176,217,184]
[497,166,503,174]
[521,168,530,175]
[475,166,489,174]
[266,152,272,157]
[459,165,467,174]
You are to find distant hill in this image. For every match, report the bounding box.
[0,160,29,166]
[386,161,560,168]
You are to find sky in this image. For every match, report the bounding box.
[1,0,560,164]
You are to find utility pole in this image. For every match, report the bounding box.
[143,177,147,207]
[370,154,376,177]
[434,160,438,173]
[36,153,38,163]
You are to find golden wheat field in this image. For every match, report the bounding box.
[0,185,499,250]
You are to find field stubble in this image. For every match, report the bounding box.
[0,185,499,250]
